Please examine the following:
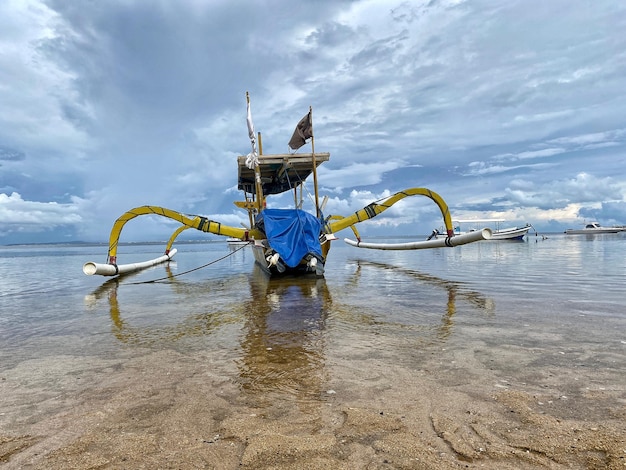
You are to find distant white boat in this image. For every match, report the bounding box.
[432,219,534,241]
[564,222,623,235]
[487,223,534,240]
[227,237,250,245]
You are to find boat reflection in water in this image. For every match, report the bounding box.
[236,266,331,409]
[84,264,332,412]
[345,260,495,343]
[83,264,248,346]
[84,257,494,410]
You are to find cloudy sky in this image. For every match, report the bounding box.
[1,0,625,244]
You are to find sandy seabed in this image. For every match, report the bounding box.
[2,327,625,470]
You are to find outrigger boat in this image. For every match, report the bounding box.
[83,93,491,278]
[444,219,535,241]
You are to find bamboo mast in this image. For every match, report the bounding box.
[257,130,264,210]
[309,106,320,218]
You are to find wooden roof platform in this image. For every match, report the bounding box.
[237,152,330,196]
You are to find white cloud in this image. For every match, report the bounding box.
[548,129,626,147]
[318,160,406,190]
[515,148,566,160]
[0,192,84,233]
[465,161,554,176]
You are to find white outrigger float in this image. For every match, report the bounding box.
[83,93,491,278]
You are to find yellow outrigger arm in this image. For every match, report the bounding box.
[326,187,454,237]
[104,205,263,264]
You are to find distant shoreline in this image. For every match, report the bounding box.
[1,239,224,248]
[2,232,574,248]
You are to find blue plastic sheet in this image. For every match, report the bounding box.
[259,209,322,267]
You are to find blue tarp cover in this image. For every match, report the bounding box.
[259,209,322,268]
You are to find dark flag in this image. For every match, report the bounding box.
[288,111,313,150]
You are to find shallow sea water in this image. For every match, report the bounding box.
[1,233,625,467]
[1,234,625,389]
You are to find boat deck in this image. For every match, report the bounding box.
[237,152,330,195]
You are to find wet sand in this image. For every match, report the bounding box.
[2,333,625,470]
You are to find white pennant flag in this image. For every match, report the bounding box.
[245,93,259,169]
[247,100,256,147]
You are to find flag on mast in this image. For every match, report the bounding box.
[245,92,259,169]
[288,111,313,150]
[246,94,257,154]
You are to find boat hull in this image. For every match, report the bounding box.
[489,226,532,240]
[565,222,623,234]
[251,239,329,276]
[449,220,534,241]
[565,228,622,234]
[450,225,532,241]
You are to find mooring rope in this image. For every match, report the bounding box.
[125,241,251,285]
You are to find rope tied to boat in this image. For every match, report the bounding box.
[125,242,251,285]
